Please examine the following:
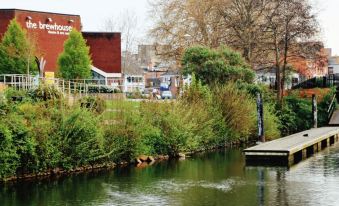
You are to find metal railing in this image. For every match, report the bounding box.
[292,74,339,89]
[0,74,109,97]
[327,94,337,121]
[0,74,145,95]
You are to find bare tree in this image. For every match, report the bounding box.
[103,10,139,72]
[150,0,320,103]
[218,0,271,66]
[150,0,226,62]
[262,0,319,103]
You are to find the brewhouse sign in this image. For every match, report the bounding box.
[26,20,72,35]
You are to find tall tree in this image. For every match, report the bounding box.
[150,0,226,62]
[218,0,271,66]
[263,0,318,103]
[57,29,92,80]
[182,46,255,85]
[150,0,319,103]
[0,19,38,74]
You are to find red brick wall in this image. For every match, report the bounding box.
[0,9,81,73]
[83,32,121,74]
[0,10,15,39]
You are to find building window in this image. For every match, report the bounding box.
[292,78,299,84]
[329,67,334,74]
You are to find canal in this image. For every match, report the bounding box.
[1,144,339,206]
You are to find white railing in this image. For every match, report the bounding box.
[0,74,107,97]
[0,74,144,95]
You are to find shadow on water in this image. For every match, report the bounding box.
[1,146,339,206]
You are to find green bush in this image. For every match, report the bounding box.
[79,96,106,114]
[278,95,313,136]
[213,84,257,142]
[4,87,28,103]
[103,104,144,161]
[59,109,104,169]
[2,113,38,174]
[0,123,19,178]
[263,104,281,140]
[17,103,62,170]
[139,102,189,156]
[28,84,63,102]
[182,46,255,85]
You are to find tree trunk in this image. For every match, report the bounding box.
[281,19,289,105]
[274,34,282,106]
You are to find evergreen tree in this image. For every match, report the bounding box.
[58,29,92,80]
[182,46,255,86]
[0,19,37,74]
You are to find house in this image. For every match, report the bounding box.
[326,48,339,74]
[255,68,300,89]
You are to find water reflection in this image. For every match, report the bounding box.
[1,145,339,206]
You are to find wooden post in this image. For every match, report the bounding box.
[68,81,71,96]
[257,93,265,142]
[312,94,317,128]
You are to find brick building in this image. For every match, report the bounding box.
[0,9,121,84]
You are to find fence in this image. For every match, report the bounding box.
[292,74,339,89]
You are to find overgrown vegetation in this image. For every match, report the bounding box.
[0,73,282,180]
[0,43,334,181]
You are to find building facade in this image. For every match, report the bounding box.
[0,9,121,80]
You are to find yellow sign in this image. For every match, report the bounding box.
[45,72,55,85]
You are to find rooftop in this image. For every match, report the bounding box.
[0,8,80,17]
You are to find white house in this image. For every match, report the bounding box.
[255,68,300,89]
[123,74,145,93]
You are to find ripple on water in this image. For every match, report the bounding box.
[101,185,170,206]
[153,178,239,193]
[99,178,239,206]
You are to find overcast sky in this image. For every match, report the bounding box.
[1,0,339,55]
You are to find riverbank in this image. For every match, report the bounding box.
[0,80,281,182]
[0,79,335,182]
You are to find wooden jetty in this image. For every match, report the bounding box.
[244,127,339,166]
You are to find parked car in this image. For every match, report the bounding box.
[161,91,172,99]
[160,82,170,91]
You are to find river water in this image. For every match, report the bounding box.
[1,144,339,206]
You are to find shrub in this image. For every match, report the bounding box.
[59,109,104,169]
[182,46,255,85]
[79,96,106,114]
[279,95,312,135]
[17,103,62,170]
[4,87,28,103]
[263,104,281,140]
[213,84,257,142]
[2,113,38,174]
[103,103,144,161]
[28,84,63,102]
[0,123,19,178]
[140,102,192,156]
